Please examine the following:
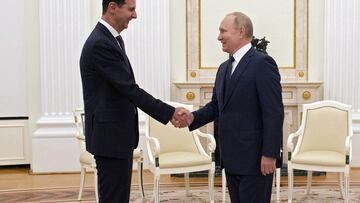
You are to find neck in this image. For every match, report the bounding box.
[231,40,251,55]
[101,15,122,33]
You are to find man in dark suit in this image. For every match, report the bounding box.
[79,0,187,202]
[183,12,284,202]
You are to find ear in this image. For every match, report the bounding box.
[108,2,117,14]
[238,26,246,38]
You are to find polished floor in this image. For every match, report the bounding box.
[0,165,360,190]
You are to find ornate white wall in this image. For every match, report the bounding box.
[32,0,171,172]
[324,0,360,166]
[123,0,171,168]
[32,0,91,173]
[5,0,359,171]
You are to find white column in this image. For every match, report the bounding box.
[123,0,171,101]
[32,0,91,173]
[32,0,170,172]
[123,0,171,168]
[324,0,360,165]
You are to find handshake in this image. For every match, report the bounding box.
[170,107,194,128]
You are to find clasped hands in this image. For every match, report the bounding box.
[170,107,194,128]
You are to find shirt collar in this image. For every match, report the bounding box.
[232,43,252,63]
[99,19,120,38]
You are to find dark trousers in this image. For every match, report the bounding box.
[225,171,273,203]
[95,155,133,203]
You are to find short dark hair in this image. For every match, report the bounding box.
[102,0,125,14]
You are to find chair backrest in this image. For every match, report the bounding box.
[146,101,200,154]
[73,108,86,151]
[294,100,352,156]
[73,108,85,133]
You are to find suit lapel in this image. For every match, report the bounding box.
[96,23,135,78]
[222,48,255,111]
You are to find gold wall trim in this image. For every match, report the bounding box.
[185,0,189,80]
[198,0,202,69]
[197,0,298,70]
[306,0,309,80]
[293,0,297,69]
[184,0,309,81]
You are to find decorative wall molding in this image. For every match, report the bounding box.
[174,81,322,164]
[324,0,360,166]
[123,0,171,100]
[185,0,309,82]
[33,0,171,172]
[324,0,360,115]
[39,0,90,116]
[122,0,171,169]
[0,120,29,165]
[33,0,91,173]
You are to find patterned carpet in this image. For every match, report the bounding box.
[0,184,359,203]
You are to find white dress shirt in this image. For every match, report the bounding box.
[230,43,252,75]
[99,19,122,48]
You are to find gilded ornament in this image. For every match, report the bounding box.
[190,71,197,78]
[186,92,195,101]
[302,91,311,100]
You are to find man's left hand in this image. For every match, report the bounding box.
[260,156,276,176]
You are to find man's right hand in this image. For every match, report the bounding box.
[170,107,194,128]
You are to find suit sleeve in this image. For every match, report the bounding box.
[255,56,284,159]
[91,41,174,124]
[189,84,219,131]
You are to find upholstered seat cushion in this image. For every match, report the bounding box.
[292,150,346,166]
[159,152,211,168]
[80,151,95,165]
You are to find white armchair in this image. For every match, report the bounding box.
[144,101,216,203]
[287,100,353,203]
[73,108,145,202]
[73,108,98,202]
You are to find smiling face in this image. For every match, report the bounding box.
[217,14,251,54]
[104,0,137,33]
[113,0,137,31]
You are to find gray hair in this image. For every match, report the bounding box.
[228,12,253,39]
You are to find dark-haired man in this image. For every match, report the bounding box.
[80,0,188,202]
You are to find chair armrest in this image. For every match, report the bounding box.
[133,148,143,162]
[144,136,160,158]
[193,129,216,153]
[75,132,85,141]
[345,135,352,162]
[287,130,301,153]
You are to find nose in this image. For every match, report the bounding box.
[217,33,222,41]
[133,11,137,19]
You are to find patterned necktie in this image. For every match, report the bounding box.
[116,35,126,53]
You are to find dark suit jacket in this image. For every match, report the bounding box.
[80,23,175,159]
[189,47,284,175]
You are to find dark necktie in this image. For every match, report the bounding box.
[227,55,235,79]
[116,35,126,53]
[224,55,235,98]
